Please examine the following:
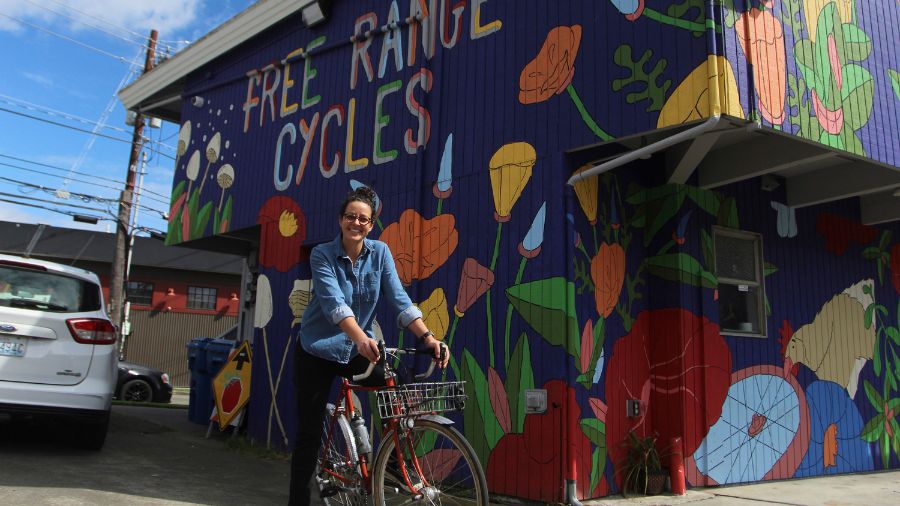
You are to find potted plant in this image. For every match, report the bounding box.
[616,430,672,497]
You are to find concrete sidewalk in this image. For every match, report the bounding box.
[133,402,900,505]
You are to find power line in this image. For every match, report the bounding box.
[0,175,173,219]
[0,190,111,214]
[0,195,103,221]
[0,106,176,160]
[0,153,171,202]
[0,12,135,64]
[22,0,170,56]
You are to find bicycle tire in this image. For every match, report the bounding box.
[372,419,489,505]
[317,403,368,505]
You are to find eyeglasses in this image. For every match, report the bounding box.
[343,213,372,225]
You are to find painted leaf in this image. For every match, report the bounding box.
[462,349,503,463]
[700,229,714,269]
[589,447,602,498]
[860,413,884,442]
[193,201,214,239]
[580,418,606,448]
[841,65,874,132]
[220,195,233,234]
[764,262,779,277]
[625,183,683,206]
[888,70,900,101]
[580,320,594,374]
[646,253,718,288]
[506,333,535,433]
[419,448,463,482]
[506,277,580,360]
[589,397,607,420]
[717,196,739,228]
[644,192,686,247]
[683,186,720,217]
[840,24,871,61]
[488,367,511,434]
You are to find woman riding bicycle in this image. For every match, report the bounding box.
[290,187,448,505]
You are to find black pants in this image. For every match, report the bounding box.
[288,346,385,505]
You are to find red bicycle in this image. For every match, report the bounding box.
[315,342,488,505]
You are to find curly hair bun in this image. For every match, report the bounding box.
[341,186,378,216]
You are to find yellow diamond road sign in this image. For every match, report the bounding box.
[212,340,252,430]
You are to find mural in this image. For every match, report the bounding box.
[162,0,900,501]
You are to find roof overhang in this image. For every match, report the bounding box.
[118,0,314,123]
[569,117,900,225]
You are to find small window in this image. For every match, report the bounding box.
[187,286,217,310]
[714,227,766,336]
[126,281,154,306]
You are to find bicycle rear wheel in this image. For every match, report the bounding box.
[372,419,488,505]
[317,403,368,505]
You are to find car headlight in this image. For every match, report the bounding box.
[161,373,170,384]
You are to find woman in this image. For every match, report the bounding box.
[289,187,447,505]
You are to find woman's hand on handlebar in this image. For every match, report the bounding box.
[353,335,381,363]
[421,334,449,369]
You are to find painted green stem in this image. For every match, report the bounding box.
[443,315,461,380]
[484,222,503,369]
[436,198,444,216]
[642,8,722,34]
[504,257,529,368]
[566,85,614,141]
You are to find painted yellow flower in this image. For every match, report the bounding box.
[419,288,449,341]
[571,164,598,224]
[803,0,853,40]
[657,56,744,128]
[488,142,536,222]
[279,210,298,237]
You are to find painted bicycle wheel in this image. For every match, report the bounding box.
[372,419,488,505]
[686,365,810,485]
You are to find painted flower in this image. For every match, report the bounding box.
[687,366,809,485]
[419,288,449,342]
[454,258,494,316]
[815,213,877,256]
[257,196,307,272]
[177,120,192,159]
[518,202,546,258]
[487,380,599,501]
[217,164,235,189]
[488,142,536,222]
[379,209,457,285]
[657,57,744,129]
[796,381,873,477]
[518,25,582,105]
[672,211,692,245]
[609,0,645,21]
[253,274,273,328]
[206,131,222,163]
[571,164,598,224]
[591,242,626,318]
[434,134,454,199]
[185,150,201,183]
[606,308,732,483]
[803,0,854,41]
[736,8,787,125]
[288,278,313,328]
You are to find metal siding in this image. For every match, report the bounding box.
[124,308,238,387]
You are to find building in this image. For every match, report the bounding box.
[119,0,900,502]
[0,221,243,387]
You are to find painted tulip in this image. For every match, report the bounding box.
[419,288,449,342]
[571,165,598,224]
[591,242,626,318]
[610,0,645,21]
[518,25,582,104]
[736,8,786,125]
[518,202,546,258]
[454,258,494,316]
[488,142,536,222]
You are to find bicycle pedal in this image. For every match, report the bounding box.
[319,486,341,498]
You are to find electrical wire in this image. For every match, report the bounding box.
[0,106,176,161]
[0,153,171,202]
[21,0,169,57]
[0,195,103,221]
[0,160,171,207]
[0,190,111,213]
[0,12,134,64]
[0,94,138,137]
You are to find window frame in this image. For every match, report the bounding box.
[712,226,767,338]
[126,281,154,306]
[187,286,218,311]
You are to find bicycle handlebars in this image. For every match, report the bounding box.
[351,341,447,383]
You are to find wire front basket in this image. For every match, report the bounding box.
[376,381,467,419]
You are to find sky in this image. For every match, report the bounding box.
[0,0,255,237]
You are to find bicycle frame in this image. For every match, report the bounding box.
[320,371,432,500]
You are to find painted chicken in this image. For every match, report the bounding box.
[783,279,876,399]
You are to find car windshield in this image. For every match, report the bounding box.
[0,266,101,312]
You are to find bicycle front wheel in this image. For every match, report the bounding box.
[372,419,488,505]
[317,403,367,505]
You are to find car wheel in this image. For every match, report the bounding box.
[75,410,110,451]
[120,378,154,403]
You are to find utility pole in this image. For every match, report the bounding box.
[110,29,157,331]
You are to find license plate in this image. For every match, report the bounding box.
[0,337,26,357]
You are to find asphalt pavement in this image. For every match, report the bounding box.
[2,394,899,505]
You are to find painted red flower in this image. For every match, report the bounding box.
[257,196,307,272]
[454,258,494,316]
[486,380,601,502]
[379,209,458,285]
[605,308,732,485]
[518,25,582,104]
[816,213,877,256]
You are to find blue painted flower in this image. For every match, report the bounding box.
[610,0,645,20]
[434,133,454,198]
[672,210,693,245]
[796,381,873,477]
[519,202,546,258]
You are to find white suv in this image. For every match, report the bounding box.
[0,253,118,450]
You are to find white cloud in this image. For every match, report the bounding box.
[0,0,203,39]
[20,72,54,88]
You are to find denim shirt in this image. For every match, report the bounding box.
[299,235,422,363]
